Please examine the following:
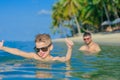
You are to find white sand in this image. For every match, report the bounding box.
[53,32,120,46]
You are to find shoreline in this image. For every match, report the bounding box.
[53,32,120,46]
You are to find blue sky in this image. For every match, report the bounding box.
[0,0,61,41]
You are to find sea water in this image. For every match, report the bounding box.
[0,41,120,80]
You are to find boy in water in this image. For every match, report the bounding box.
[79,32,101,54]
[0,34,74,62]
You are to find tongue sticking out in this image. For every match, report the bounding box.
[38,52,45,57]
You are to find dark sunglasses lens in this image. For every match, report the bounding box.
[84,38,90,40]
[34,47,40,52]
[36,49,40,52]
[34,47,48,52]
[41,47,48,52]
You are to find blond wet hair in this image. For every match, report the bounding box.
[35,34,52,45]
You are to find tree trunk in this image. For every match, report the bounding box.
[112,0,119,18]
[103,1,112,31]
[74,16,81,36]
[103,2,110,20]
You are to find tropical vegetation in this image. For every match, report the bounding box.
[51,0,120,37]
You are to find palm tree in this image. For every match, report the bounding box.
[111,0,119,18]
[78,0,103,32]
[51,2,63,34]
[51,0,120,35]
[51,0,82,36]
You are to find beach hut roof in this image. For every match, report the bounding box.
[101,21,112,26]
[112,18,120,24]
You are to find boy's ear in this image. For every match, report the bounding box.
[50,44,53,50]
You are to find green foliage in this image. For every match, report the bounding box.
[51,0,120,36]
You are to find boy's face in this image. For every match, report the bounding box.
[83,35,92,45]
[35,42,52,59]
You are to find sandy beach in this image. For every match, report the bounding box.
[53,32,120,46]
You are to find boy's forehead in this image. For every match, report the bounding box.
[36,42,49,46]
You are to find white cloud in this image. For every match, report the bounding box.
[38,9,51,15]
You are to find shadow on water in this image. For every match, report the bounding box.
[0,41,120,80]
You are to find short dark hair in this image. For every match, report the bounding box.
[83,32,91,37]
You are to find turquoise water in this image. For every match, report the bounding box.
[0,41,120,80]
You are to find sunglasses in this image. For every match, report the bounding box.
[34,43,52,52]
[83,37,90,41]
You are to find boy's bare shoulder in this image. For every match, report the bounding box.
[79,45,87,50]
[52,56,66,62]
[26,52,36,58]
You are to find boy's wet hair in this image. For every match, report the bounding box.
[35,33,52,44]
[83,32,91,37]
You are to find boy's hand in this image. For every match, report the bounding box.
[0,40,4,49]
[65,38,74,49]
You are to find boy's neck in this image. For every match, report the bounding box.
[41,54,53,61]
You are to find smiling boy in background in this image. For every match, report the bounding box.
[79,32,101,54]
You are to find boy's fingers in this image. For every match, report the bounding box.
[65,38,68,41]
[65,38,74,46]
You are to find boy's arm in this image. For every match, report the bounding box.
[53,38,74,62]
[0,40,34,58]
[64,38,74,61]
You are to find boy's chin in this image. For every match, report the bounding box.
[41,54,48,59]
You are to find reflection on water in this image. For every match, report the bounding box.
[35,63,52,78]
[0,41,120,80]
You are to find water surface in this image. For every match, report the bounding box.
[0,41,120,80]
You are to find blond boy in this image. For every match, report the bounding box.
[0,34,74,62]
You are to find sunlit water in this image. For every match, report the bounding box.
[0,41,120,80]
